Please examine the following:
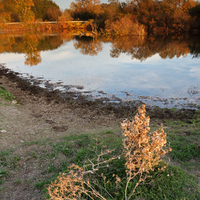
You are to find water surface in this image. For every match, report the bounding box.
[0,33,199,109]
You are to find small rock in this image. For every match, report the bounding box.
[0,130,7,133]
[12,100,17,104]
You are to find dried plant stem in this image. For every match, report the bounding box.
[48,104,171,200]
[121,104,171,200]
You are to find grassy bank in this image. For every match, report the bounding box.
[0,87,199,199]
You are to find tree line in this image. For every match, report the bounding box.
[0,0,61,23]
[69,0,200,35]
[0,0,200,36]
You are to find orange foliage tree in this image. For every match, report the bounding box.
[105,15,146,36]
[70,0,102,20]
[46,7,61,21]
[125,0,197,35]
[0,1,11,23]
[14,0,35,23]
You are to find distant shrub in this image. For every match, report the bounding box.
[105,15,146,36]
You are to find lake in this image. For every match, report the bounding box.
[0,33,199,109]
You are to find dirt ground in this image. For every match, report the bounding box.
[0,71,121,199]
[0,68,199,199]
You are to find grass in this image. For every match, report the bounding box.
[165,116,200,162]
[38,129,198,199]
[0,86,15,101]
[168,134,200,161]
[0,129,199,199]
[0,169,8,185]
[0,114,199,199]
[170,107,177,112]
[102,162,199,199]
[0,89,18,186]
[42,133,199,199]
[0,149,21,172]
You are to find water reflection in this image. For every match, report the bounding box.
[0,33,63,66]
[0,33,199,109]
[108,36,197,61]
[0,33,199,65]
[23,34,41,66]
[74,36,103,56]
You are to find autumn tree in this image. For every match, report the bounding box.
[189,3,200,30]
[125,0,197,35]
[0,0,19,21]
[59,9,73,22]
[101,0,121,21]
[70,0,102,20]
[14,0,35,23]
[0,1,11,22]
[105,15,146,36]
[31,0,45,20]
[46,7,61,21]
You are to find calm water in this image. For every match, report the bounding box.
[0,33,199,109]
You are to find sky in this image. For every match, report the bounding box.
[53,0,110,10]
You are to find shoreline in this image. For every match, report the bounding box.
[0,65,199,121]
[0,64,199,199]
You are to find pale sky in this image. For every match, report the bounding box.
[53,0,110,10]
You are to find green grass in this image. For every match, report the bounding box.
[168,134,200,161]
[0,150,12,167]
[164,115,200,163]
[0,169,8,185]
[170,107,177,112]
[0,86,15,101]
[38,132,199,200]
[34,180,52,190]
[1,125,198,199]
[0,149,20,170]
[94,162,199,200]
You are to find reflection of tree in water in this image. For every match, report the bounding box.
[0,33,65,66]
[109,36,198,61]
[110,36,146,60]
[23,34,42,66]
[73,36,102,56]
[61,34,75,43]
[37,34,63,51]
[0,34,16,52]
[1,33,200,64]
[0,33,64,53]
[25,51,42,66]
[159,40,190,59]
[188,36,200,58]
